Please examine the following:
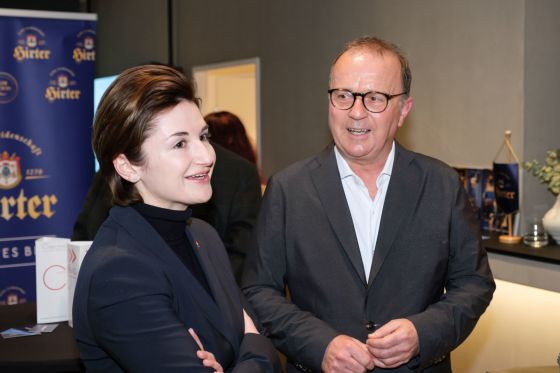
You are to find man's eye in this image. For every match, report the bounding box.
[367,94,383,103]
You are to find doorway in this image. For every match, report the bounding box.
[193,58,260,167]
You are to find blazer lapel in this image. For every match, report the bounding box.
[310,145,367,284]
[368,144,422,286]
[186,228,240,352]
[110,207,234,347]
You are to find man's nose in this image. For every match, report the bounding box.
[349,96,368,119]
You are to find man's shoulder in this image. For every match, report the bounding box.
[213,142,256,170]
[272,146,331,181]
[398,144,457,177]
[211,142,260,187]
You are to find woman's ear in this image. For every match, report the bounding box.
[113,154,141,183]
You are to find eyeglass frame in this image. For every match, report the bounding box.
[327,88,408,113]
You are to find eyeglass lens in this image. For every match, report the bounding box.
[330,90,389,113]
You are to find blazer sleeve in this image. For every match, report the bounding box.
[86,247,211,372]
[406,176,495,369]
[231,333,282,373]
[242,175,339,371]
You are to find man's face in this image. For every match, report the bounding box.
[328,49,413,168]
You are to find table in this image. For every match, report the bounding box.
[0,303,83,372]
[483,234,560,265]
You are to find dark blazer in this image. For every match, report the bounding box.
[71,143,262,283]
[73,206,279,372]
[242,143,495,372]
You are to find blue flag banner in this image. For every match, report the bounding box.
[0,9,96,305]
[492,162,519,215]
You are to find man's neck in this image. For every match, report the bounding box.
[350,162,382,199]
[342,145,393,199]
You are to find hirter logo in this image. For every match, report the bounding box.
[0,151,22,190]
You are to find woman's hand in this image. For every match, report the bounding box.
[243,309,259,334]
[188,328,224,373]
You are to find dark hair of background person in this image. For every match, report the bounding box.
[331,36,412,96]
[204,111,257,166]
[92,64,199,206]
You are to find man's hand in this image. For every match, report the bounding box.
[321,334,375,373]
[366,319,419,369]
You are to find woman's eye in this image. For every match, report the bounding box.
[200,132,211,141]
[174,140,186,149]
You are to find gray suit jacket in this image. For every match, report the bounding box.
[242,143,495,372]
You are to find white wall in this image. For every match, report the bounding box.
[193,63,259,163]
[373,0,525,169]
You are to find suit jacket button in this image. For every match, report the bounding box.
[366,322,375,331]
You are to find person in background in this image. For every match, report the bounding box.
[72,127,261,285]
[72,64,279,372]
[204,111,257,166]
[242,36,495,372]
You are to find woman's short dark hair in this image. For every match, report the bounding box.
[204,111,257,165]
[92,64,199,206]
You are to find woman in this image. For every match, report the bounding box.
[72,65,279,372]
[204,111,257,166]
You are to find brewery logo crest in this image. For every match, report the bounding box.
[13,26,51,62]
[0,151,22,190]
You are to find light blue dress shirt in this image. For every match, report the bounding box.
[334,142,395,282]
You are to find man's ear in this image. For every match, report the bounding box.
[113,154,141,183]
[397,96,414,128]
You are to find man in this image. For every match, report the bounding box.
[242,36,495,372]
[72,142,261,283]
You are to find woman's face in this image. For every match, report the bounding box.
[133,100,215,210]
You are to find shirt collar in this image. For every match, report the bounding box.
[334,141,395,181]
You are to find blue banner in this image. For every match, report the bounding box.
[0,9,96,305]
[493,162,519,214]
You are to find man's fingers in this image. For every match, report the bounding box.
[351,344,375,370]
[373,356,408,369]
[366,319,420,369]
[322,335,374,372]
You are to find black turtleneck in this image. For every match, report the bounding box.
[132,203,213,299]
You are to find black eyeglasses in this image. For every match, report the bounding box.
[328,88,407,113]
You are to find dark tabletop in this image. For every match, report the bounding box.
[0,302,84,372]
[483,233,560,265]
